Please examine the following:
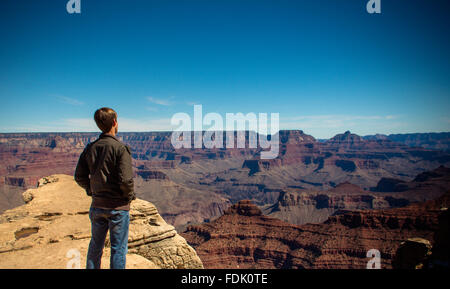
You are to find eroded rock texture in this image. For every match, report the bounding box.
[1,131,449,230]
[263,166,450,225]
[0,174,203,269]
[182,186,449,269]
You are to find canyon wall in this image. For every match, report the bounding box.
[1,130,449,229]
[182,167,450,268]
[182,192,448,269]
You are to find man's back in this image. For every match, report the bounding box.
[75,133,135,210]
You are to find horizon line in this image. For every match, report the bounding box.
[1,129,450,140]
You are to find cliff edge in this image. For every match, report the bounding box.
[0,174,203,269]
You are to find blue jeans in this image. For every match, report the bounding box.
[86,207,130,269]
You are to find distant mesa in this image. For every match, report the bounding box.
[328,130,364,144]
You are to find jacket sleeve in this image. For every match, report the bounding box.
[117,145,135,201]
[74,145,91,196]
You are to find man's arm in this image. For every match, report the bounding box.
[74,145,91,196]
[117,145,135,201]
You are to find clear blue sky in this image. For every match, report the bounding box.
[0,0,449,138]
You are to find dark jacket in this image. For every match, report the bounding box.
[74,133,135,209]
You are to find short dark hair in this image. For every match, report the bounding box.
[94,107,117,133]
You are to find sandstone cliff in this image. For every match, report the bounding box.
[0,174,203,269]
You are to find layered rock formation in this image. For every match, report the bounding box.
[262,188,391,225]
[263,166,450,225]
[0,174,203,269]
[1,130,449,229]
[182,168,450,269]
[182,190,448,269]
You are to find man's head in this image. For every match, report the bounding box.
[94,107,118,135]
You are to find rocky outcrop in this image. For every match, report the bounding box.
[136,170,169,180]
[224,199,262,216]
[392,238,432,269]
[0,174,203,269]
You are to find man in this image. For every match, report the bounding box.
[75,107,135,269]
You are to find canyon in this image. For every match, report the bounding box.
[181,166,450,268]
[1,130,449,230]
[0,130,449,269]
